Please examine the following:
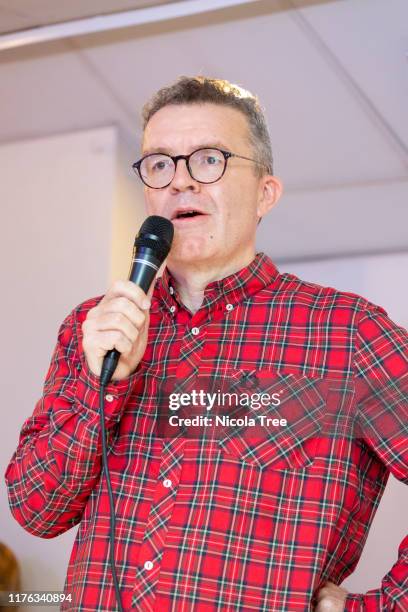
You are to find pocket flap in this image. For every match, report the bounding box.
[217,369,328,470]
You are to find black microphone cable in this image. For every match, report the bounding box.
[99,385,125,612]
[98,216,174,611]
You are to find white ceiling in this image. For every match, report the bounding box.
[0,0,407,262]
[0,0,181,33]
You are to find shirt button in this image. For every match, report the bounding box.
[170,286,175,295]
[105,394,114,402]
[163,479,172,488]
[191,327,200,336]
[226,303,234,311]
[144,561,153,570]
[170,305,176,313]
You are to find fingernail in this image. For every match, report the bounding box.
[142,299,150,309]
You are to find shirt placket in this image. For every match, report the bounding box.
[132,311,208,611]
[131,438,185,611]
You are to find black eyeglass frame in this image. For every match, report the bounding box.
[132,147,267,189]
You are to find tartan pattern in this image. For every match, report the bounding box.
[4,253,408,611]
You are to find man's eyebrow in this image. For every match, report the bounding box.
[141,142,230,156]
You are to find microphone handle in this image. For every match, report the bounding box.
[100,247,161,385]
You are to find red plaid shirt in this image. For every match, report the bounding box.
[5,253,408,611]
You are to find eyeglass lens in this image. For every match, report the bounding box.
[139,148,226,187]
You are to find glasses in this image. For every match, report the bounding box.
[132,147,266,189]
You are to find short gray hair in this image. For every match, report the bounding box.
[141,76,274,176]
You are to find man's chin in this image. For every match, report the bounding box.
[167,252,205,267]
[169,236,212,262]
[167,244,212,268]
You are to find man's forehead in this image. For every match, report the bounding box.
[142,103,250,153]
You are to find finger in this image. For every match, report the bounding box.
[146,281,156,300]
[314,598,335,612]
[315,599,344,612]
[99,330,133,355]
[83,313,140,347]
[94,312,144,344]
[102,280,151,311]
[100,297,147,328]
[315,587,330,602]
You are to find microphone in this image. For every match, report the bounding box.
[100,215,174,385]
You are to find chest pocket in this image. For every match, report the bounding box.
[216,368,328,471]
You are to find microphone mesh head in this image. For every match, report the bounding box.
[140,215,174,244]
[135,215,174,262]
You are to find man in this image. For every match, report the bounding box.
[5,77,408,611]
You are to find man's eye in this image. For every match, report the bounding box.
[152,160,169,172]
[205,156,220,165]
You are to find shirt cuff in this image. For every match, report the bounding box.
[343,589,382,611]
[75,358,145,421]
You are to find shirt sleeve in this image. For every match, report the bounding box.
[343,304,408,611]
[4,301,143,539]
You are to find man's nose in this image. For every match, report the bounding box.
[170,158,199,191]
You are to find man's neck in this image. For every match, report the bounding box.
[168,252,256,314]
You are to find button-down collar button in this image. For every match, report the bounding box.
[144,561,153,570]
[105,394,114,402]
[226,303,233,311]
[169,286,174,295]
[191,327,200,336]
[163,479,172,488]
[170,305,176,313]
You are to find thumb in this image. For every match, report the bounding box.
[146,280,156,301]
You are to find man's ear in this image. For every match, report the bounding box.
[256,175,283,219]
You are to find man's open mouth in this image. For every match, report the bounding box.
[172,209,206,220]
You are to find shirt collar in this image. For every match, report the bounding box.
[153,252,280,313]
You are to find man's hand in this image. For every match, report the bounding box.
[82,280,152,381]
[315,581,348,611]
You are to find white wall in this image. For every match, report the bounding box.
[0,127,144,611]
[277,252,408,593]
[110,134,146,283]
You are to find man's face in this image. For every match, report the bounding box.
[141,102,280,271]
